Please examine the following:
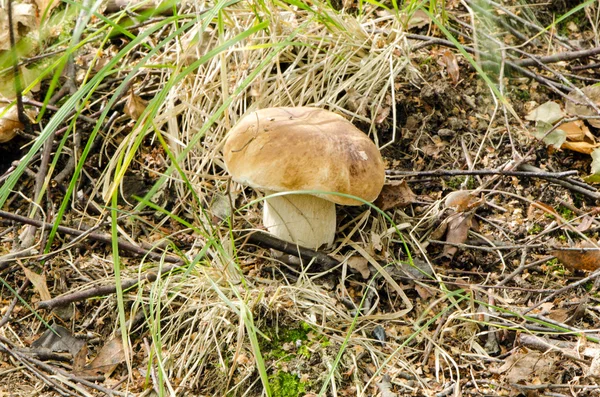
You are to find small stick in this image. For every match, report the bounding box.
[36,264,179,310]
[0,209,182,265]
[522,266,600,315]
[386,169,578,178]
[245,231,341,270]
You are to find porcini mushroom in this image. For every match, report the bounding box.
[223,107,385,250]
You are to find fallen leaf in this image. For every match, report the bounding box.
[550,242,600,272]
[23,267,51,301]
[559,120,598,154]
[33,0,61,20]
[443,212,473,259]
[562,139,599,154]
[31,325,85,357]
[124,90,147,121]
[444,190,483,212]
[345,88,368,117]
[347,256,370,279]
[404,9,431,30]
[374,180,416,211]
[492,350,557,385]
[439,50,460,84]
[83,337,126,377]
[376,374,397,397]
[0,3,37,51]
[533,120,567,149]
[0,106,23,143]
[565,85,600,128]
[525,101,565,124]
[73,344,88,373]
[587,148,600,183]
[576,215,594,233]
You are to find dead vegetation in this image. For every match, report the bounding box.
[2,0,600,396]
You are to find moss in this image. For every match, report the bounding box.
[514,89,531,101]
[528,224,543,235]
[270,372,306,397]
[557,205,575,221]
[260,321,326,361]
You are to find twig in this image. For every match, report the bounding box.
[522,266,600,314]
[36,264,179,310]
[518,164,600,200]
[7,0,30,134]
[513,46,600,67]
[386,168,578,179]
[429,240,542,251]
[0,336,125,396]
[245,231,341,270]
[0,210,182,265]
[0,279,30,329]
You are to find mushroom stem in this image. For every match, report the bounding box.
[262,192,336,250]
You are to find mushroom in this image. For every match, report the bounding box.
[223,107,385,250]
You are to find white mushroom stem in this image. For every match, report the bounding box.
[262,192,336,250]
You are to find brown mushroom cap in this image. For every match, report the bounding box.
[223,107,385,205]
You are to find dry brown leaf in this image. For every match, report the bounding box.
[374,180,416,211]
[0,106,24,143]
[439,50,460,84]
[444,190,483,212]
[376,375,397,397]
[33,0,61,19]
[562,140,599,154]
[576,215,594,233]
[414,284,435,300]
[443,212,473,258]
[405,9,431,30]
[492,350,557,385]
[124,90,147,121]
[0,4,36,51]
[561,120,590,141]
[347,256,370,279]
[345,88,368,117]
[559,120,598,154]
[565,85,600,128]
[550,242,600,272]
[23,267,51,301]
[83,337,126,377]
[73,344,88,374]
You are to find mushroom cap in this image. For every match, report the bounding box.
[223,107,385,205]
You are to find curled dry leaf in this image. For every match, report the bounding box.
[374,180,416,211]
[0,3,36,51]
[442,212,475,259]
[559,120,598,154]
[124,90,147,121]
[376,374,398,397]
[0,106,24,143]
[347,256,370,279]
[565,85,600,128]
[404,9,431,30]
[444,190,483,212]
[550,242,600,272]
[82,337,126,377]
[438,50,460,84]
[23,267,51,301]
